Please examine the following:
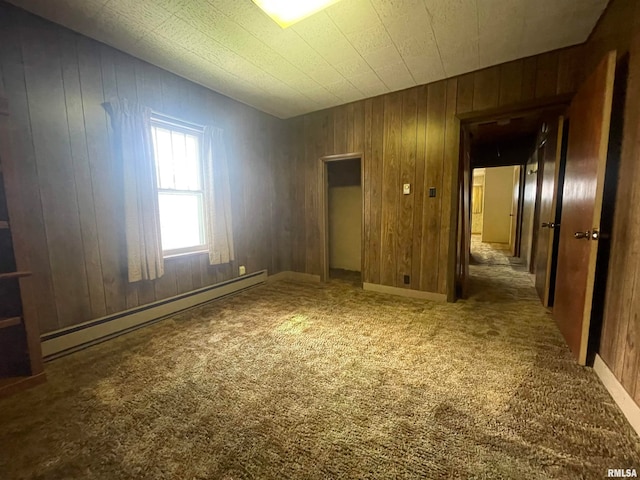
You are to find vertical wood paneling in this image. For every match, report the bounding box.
[472,66,500,111]
[304,113,320,275]
[535,52,560,98]
[363,99,372,283]
[380,92,402,286]
[333,105,347,153]
[346,103,355,152]
[398,89,417,287]
[291,118,306,273]
[420,81,446,292]
[59,30,107,319]
[411,85,427,291]
[353,101,365,154]
[368,97,384,285]
[0,4,287,334]
[456,74,475,114]
[22,23,92,328]
[0,15,57,331]
[521,57,538,101]
[557,48,583,95]
[175,259,193,295]
[499,61,524,106]
[439,79,459,296]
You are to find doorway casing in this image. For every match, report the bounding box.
[319,153,364,283]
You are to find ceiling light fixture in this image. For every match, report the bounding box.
[252,0,344,28]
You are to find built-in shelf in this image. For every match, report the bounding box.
[0,271,31,280]
[0,92,45,398]
[0,316,21,329]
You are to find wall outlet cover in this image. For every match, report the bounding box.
[239,265,246,275]
[403,183,411,195]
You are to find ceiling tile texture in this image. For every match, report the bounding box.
[8,0,608,118]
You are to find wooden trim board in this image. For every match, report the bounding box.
[41,270,267,359]
[594,354,640,437]
[363,282,447,302]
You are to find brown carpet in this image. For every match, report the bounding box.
[1,241,639,479]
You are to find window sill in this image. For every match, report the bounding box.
[163,249,208,261]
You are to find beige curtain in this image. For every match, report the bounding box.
[202,126,235,265]
[106,98,164,282]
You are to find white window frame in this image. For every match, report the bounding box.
[151,115,207,258]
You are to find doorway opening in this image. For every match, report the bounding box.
[456,103,568,301]
[320,155,363,286]
[470,165,522,265]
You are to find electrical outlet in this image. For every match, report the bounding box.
[429,187,436,198]
[403,275,410,285]
[403,183,411,195]
[239,265,246,276]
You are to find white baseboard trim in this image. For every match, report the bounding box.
[594,354,640,437]
[363,282,447,302]
[267,271,321,283]
[41,270,267,360]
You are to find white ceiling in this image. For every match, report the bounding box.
[8,0,608,118]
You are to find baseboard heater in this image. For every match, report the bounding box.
[40,270,267,360]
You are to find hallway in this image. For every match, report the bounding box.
[468,234,531,302]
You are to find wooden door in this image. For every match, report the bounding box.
[509,166,520,256]
[535,116,564,306]
[456,127,471,298]
[553,51,616,365]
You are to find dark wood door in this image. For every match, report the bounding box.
[456,127,471,299]
[553,51,616,365]
[535,116,564,306]
[509,166,521,256]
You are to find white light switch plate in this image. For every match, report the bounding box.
[403,183,411,195]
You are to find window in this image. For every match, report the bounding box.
[151,117,206,256]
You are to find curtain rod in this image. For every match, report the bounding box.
[152,110,206,131]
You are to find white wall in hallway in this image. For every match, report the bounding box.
[482,166,517,244]
[329,186,362,271]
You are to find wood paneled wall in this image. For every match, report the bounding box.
[286,47,583,295]
[594,0,640,406]
[0,3,290,334]
[519,156,539,271]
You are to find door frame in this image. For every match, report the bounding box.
[319,152,365,283]
[454,96,573,301]
[538,115,566,306]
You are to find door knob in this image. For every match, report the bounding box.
[591,229,609,240]
[574,231,591,240]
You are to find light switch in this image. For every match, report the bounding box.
[403,183,411,195]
